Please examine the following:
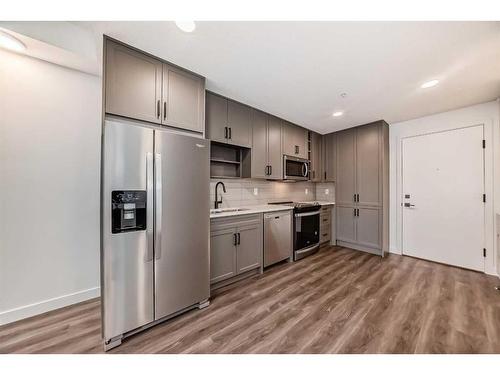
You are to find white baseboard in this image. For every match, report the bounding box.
[0,287,100,326]
[389,246,401,255]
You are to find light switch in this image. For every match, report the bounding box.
[253,188,258,196]
[325,189,329,195]
[305,188,309,195]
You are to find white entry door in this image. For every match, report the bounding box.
[401,125,485,271]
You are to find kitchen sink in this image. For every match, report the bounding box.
[210,208,250,214]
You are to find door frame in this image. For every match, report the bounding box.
[395,121,495,275]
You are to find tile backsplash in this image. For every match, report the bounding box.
[210,179,318,209]
[315,182,336,202]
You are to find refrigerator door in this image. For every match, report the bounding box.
[102,120,154,340]
[154,131,210,320]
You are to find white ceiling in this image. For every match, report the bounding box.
[79,21,500,134]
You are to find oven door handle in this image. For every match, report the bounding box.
[294,211,320,218]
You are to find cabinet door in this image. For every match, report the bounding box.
[236,224,262,274]
[210,228,237,284]
[356,123,381,207]
[356,207,381,250]
[206,92,228,143]
[310,132,322,182]
[336,206,357,244]
[227,100,252,148]
[251,110,268,179]
[336,129,356,205]
[324,133,336,181]
[267,116,283,179]
[162,64,204,132]
[283,123,308,159]
[105,41,162,124]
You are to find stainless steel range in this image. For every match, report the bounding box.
[269,201,320,261]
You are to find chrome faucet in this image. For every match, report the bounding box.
[214,181,226,209]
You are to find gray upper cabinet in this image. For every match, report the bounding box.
[205,92,252,148]
[162,64,205,132]
[105,40,162,124]
[323,133,336,182]
[227,100,252,148]
[356,123,381,207]
[310,132,322,182]
[206,92,228,143]
[105,40,205,133]
[251,112,282,180]
[283,122,308,159]
[336,129,356,205]
[251,110,268,179]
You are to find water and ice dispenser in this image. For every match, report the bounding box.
[111,190,147,233]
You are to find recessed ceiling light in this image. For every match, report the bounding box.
[175,21,196,33]
[0,31,26,52]
[332,111,343,117]
[421,79,439,89]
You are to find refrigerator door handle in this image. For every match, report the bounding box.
[145,152,154,262]
[155,153,162,260]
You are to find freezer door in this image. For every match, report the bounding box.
[154,132,210,320]
[102,120,154,341]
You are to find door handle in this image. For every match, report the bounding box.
[145,152,154,262]
[404,203,415,208]
[155,153,162,260]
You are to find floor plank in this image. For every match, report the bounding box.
[1,246,499,354]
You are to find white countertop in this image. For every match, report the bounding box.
[210,204,293,219]
[298,201,335,206]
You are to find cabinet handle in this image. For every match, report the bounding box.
[323,218,328,222]
[157,100,160,119]
[228,127,232,139]
[357,194,360,202]
[233,233,237,246]
[269,165,272,175]
[237,232,241,245]
[354,208,356,217]
[224,127,228,139]
[324,171,327,180]
[163,101,166,120]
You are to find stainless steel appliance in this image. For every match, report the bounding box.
[264,210,292,267]
[269,201,320,260]
[101,119,210,350]
[283,155,309,181]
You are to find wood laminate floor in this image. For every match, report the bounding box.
[1,246,500,354]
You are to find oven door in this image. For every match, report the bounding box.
[284,155,309,181]
[294,209,320,256]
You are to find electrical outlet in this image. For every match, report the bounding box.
[305,188,309,195]
[325,189,329,195]
[253,188,258,196]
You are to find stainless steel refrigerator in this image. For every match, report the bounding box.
[101,119,210,350]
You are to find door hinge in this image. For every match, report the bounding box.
[482,139,486,148]
[483,194,486,203]
[483,248,486,257]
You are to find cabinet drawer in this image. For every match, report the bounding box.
[320,215,331,226]
[320,230,331,243]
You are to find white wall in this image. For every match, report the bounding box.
[0,49,102,324]
[389,100,500,276]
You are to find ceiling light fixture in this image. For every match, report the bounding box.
[175,21,196,33]
[421,79,439,89]
[332,111,343,117]
[0,31,26,52]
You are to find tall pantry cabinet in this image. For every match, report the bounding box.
[334,120,389,256]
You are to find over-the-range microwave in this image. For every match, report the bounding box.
[283,155,310,181]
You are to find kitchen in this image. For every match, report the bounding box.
[1,12,500,371]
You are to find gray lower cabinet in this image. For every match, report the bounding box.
[319,205,332,244]
[205,92,252,148]
[210,214,263,288]
[105,39,205,132]
[251,112,282,179]
[283,121,308,159]
[333,120,389,256]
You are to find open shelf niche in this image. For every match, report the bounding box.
[210,142,251,179]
